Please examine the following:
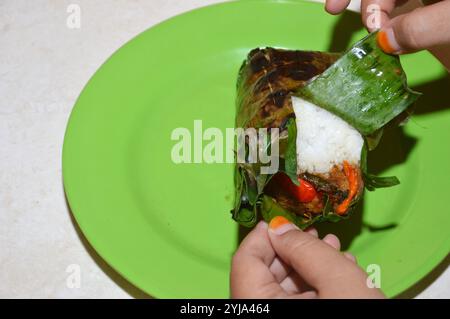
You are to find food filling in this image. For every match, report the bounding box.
[265,97,364,217]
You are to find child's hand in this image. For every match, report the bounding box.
[230,218,385,299]
[325,0,450,69]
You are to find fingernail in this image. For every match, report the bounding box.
[256,220,268,230]
[377,29,401,54]
[268,216,298,235]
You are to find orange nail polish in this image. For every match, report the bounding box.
[269,216,291,230]
[377,30,396,54]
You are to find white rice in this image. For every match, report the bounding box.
[291,96,364,175]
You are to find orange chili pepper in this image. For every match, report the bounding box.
[336,161,359,215]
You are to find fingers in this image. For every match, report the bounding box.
[231,221,283,298]
[325,0,351,15]
[280,272,303,294]
[322,233,341,250]
[267,216,384,298]
[234,221,275,266]
[273,229,351,291]
[269,257,291,283]
[268,229,317,283]
[321,232,357,263]
[377,1,450,54]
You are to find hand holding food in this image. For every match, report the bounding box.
[231,219,385,298]
[325,0,450,69]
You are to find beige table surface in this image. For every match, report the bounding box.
[0,0,448,298]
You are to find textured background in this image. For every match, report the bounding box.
[0,0,448,298]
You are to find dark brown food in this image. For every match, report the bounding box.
[236,48,340,129]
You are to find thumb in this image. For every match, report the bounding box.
[377,1,450,54]
[267,216,384,298]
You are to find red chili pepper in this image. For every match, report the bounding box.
[296,179,318,203]
[276,173,317,203]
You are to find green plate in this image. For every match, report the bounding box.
[63,0,450,298]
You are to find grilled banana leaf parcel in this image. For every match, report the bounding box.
[232,32,420,229]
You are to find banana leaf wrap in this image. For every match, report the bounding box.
[298,32,421,138]
[232,33,419,229]
[233,48,353,229]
